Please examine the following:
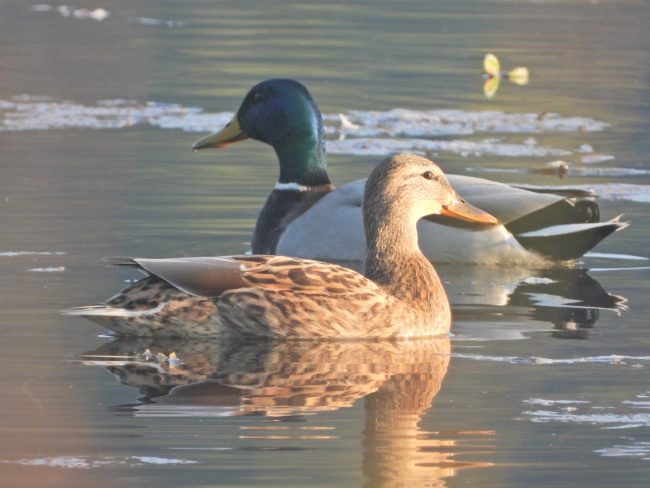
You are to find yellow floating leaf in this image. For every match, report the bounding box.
[484,53,500,76]
[508,67,529,85]
[483,77,500,98]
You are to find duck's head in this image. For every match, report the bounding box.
[192,79,328,186]
[192,79,322,150]
[364,153,498,246]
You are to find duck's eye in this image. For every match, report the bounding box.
[422,170,437,180]
[251,91,266,103]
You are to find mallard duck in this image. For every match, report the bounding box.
[67,153,496,338]
[192,78,627,264]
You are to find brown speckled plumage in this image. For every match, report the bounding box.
[67,153,496,339]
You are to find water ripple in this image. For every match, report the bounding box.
[454,353,650,366]
[0,96,608,158]
[1,455,197,469]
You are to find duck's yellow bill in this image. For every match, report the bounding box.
[192,116,249,151]
[441,195,499,225]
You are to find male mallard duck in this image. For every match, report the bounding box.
[67,153,496,338]
[192,79,626,264]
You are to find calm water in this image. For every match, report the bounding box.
[2,1,650,486]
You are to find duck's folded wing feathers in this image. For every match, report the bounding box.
[114,256,258,297]
[111,255,379,298]
[240,256,380,295]
[446,175,566,224]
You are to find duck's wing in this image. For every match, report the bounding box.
[114,255,380,297]
[238,255,380,295]
[514,216,629,260]
[111,256,258,297]
[445,175,566,225]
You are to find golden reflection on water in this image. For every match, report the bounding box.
[81,336,492,486]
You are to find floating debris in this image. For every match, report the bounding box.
[0,455,197,469]
[469,166,650,179]
[522,392,650,429]
[0,95,611,158]
[31,4,109,21]
[523,398,590,406]
[323,108,609,137]
[534,160,570,178]
[572,183,650,203]
[0,251,65,257]
[328,137,570,158]
[129,17,184,28]
[29,266,65,272]
[482,53,530,99]
[167,351,183,367]
[579,153,616,164]
[595,442,650,460]
[454,353,650,366]
[130,456,196,465]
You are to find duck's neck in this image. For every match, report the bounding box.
[364,211,447,310]
[273,125,330,188]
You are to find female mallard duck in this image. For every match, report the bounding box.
[192,79,626,264]
[68,153,496,338]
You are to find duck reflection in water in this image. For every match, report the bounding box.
[509,268,627,339]
[439,265,627,340]
[80,337,492,486]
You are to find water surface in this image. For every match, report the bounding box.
[1,1,650,486]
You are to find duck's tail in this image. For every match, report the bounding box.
[62,275,217,336]
[513,215,629,261]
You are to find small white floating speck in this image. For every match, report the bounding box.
[29,266,65,272]
[521,277,557,285]
[1,251,66,257]
[167,352,183,367]
[130,16,182,27]
[523,398,590,406]
[89,8,109,21]
[57,5,71,17]
[31,4,53,12]
[130,456,197,465]
[579,154,615,164]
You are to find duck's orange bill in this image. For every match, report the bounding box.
[192,116,249,151]
[441,195,499,225]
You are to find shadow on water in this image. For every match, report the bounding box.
[79,336,493,486]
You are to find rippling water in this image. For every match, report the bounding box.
[2,1,650,487]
